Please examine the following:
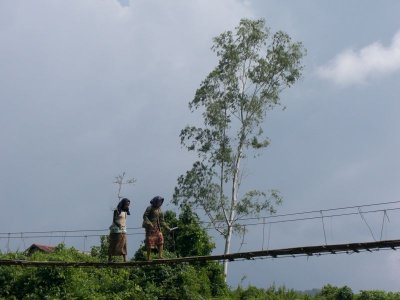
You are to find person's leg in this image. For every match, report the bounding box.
[122,234,127,262]
[108,234,113,262]
[146,246,151,260]
[157,231,164,259]
[158,244,163,259]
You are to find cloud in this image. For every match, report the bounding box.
[317,30,400,86]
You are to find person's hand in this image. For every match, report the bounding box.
[168,227,178,233]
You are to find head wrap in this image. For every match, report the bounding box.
[117,198,131,215]
[150,196,164,207]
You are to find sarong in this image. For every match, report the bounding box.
[108,233,127,255]
[145,229,164,249]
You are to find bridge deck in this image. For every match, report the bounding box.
[0,239,399,268]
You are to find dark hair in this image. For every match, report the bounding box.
[150,196,164,207]
[117,198,131,215]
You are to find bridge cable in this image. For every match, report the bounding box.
[358,207,376,241]
[262,217,266,250]
[379,210,390,241]
[320,210,327,245]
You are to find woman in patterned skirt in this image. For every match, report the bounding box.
[142,196,170,260]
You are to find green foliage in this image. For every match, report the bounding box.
[357,290,400,300]
[173,19,306,276]
[0,245,142,299]
[320,284,353,300]
[0,254,399,300]
[132,262,227,300]
[90,235,109,261]
[227,285,400,300]
[230,285,312,300]
[164,205,215,257]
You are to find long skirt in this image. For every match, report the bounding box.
[108,233,127,256]
[145,229,164,249]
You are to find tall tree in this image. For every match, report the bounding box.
[173,18,305,278]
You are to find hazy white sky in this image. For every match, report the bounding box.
[1,0,400,292]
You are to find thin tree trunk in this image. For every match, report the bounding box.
[223,225,232,277]
[223,146,243,279]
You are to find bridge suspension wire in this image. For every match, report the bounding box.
[0,239,399,268]
[358,207,376,241]
[237,225,247,252]
[224,206,400,229]
[235,199,400,222]
[0,206,399,243]
[0,232,145,239]
[267,223,272,250]
[320,210,327,245]
[380,210,390,241]
[262,217,266,250]
[0,226,143,236]
[1,201,399,243]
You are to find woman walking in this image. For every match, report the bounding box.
[142,196,170,260]
[108,198,131,262]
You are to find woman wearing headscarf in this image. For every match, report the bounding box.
[108,198,131,262]
[142,196,170,260]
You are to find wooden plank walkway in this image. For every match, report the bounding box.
[0,239,399,268]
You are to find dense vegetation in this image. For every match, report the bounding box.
[0,207,398,299]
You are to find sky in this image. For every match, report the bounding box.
[1,0,400,292]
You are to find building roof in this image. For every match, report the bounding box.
[26,243,56,254]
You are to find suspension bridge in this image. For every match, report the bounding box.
[1,200,399,268]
